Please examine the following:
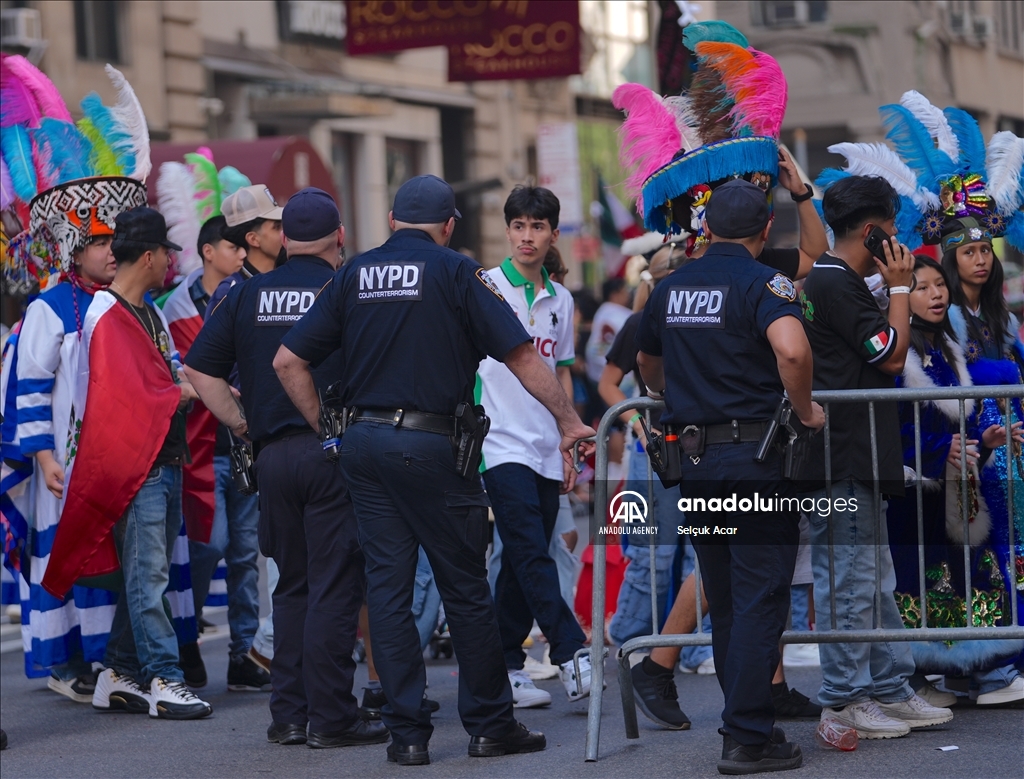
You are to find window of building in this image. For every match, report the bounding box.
[74,0,122,63]
[752,1,828,28]
[996,0,1022,55]
[332,132,358,253]
[385,138,422,209]
[576,0,651,98]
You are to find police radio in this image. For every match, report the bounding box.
[318,383,346,462]
[226,429,258,496]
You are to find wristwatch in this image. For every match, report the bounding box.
[790,183,814,203]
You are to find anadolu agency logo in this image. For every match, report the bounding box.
[597,491,660,538]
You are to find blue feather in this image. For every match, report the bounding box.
[0,124,37,201]
[966,357,1023,387]
[814,167,850,192]
[895,195,922,249]
[31,118,95,185]
[942,107,987,175]
[79,93,135,176]
[683,21,749,50]
[880,104,958,190]
[1004,210,1024,252]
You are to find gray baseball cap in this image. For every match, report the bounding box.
[222,185,284,226]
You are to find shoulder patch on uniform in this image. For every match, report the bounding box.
[766,273,796,301]
[475,268,504,301]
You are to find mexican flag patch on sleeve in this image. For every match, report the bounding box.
[864,330,889,356]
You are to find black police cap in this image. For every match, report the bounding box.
[704,179,771,240]
[393,175,462,224]
[282,187,341,241]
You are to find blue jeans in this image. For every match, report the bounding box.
[805,479,915,708]
[790,584,812,632]
[104,465,185,686]
[413,547,442,651]
[252,556,278,659]
[484,462,586,669]
[188,455,260,658]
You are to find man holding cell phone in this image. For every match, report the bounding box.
[796,175,954,740]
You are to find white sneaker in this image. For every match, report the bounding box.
[48,671,96,703]
[92,668,150,714]
[559,654,592,701]
[508,669,552,708]
[822,700,910,739]
[149,677,213,719]
[680,655,717,675]
[524,654,559,681]
[915,681,957,709]
[976,676,1024,706]
[874,694,953,729]
[783,643,821,668]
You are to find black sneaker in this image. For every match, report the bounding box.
[179,642,207,689]
[360,687,439,719]
[307,719,390,749]
[468,721,546,757]
[717,729,803,775]
[631,657,691,730]
[228,655,271,692]
[772,682,822,719]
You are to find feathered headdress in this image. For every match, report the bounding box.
[613,21,788,247]
[157,146,252,280]
[0,55,149,292]
[817,90,1024,252]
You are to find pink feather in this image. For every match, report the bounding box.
[3,55,73,123]
[728,50,788,138]
[612,83,683,214]
[1,55,41,128]
[195,146,215,162]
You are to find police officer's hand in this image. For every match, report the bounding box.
[877,238,915,289]
[798,401,825,432]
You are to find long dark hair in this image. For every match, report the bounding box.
[941,241,1010,348]
[910,255,958,368]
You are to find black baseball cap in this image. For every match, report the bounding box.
[704,179,771,239]
[114,207,183,251]
[282,187,341,241]
[393,175,461,224]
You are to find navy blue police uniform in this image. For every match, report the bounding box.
[281,182,531,753]
[185,190,381,747]
[635,182,804,749]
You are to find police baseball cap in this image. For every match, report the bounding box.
[705,179,771,239]
[222,185,284,227]
[392,174,462,224]
[114,207,183,251]
[282,187,341,241]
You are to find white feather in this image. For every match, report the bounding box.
[663,96,701,153]
[104,65,151,183]
[985,132,1024,215]
[899,90,959,161]
[157,162,201,277]
[828,142,940,212]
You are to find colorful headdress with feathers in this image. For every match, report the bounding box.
[157,147,251,280]
[613,21,788,249]
[1,55,149,291]
[817,90,1024,253]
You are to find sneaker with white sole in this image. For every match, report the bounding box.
[680,656,716,675]
[92,668,150,714]
[559,654,592,701]
[149,677,213,720]
[976,675,1024,706]
[49,671,97,704]
[875,694,953,728]
[524,654,559,681]
[914,681,957,709]
[783,643,821,668]
[821,700,910,739]
[508,669,551,708]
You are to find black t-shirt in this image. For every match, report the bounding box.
[185,255,342,445]
[114,296,187,466]
[282,229,530,415]
[797,254,904,494]
[636,243,802,426]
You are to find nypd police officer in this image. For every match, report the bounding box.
[636,180,824,775]
[184,188,387,749]
[274,175,596,766]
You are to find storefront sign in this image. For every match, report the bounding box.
[537,122,583,228]
[345,0,517,54]
[280,0,346,43]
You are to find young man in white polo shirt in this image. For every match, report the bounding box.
[478,186,590,708]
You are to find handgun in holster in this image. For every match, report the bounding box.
[452,402,490,479]
[226,429,258,496]
[638,417,683,488]
[317,382,346,462]
[754,396,811,480]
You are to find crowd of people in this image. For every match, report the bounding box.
[1,20,1023,775]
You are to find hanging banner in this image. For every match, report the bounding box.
[537,122,583,228]
[447,1,579,82]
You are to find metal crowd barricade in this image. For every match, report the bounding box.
[584,385,1023,762]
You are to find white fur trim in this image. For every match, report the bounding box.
[902,335,974,420]
[621,232,667,257]
[943,461,992,547]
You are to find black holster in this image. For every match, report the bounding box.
[318,381,346,462]
[227,430,258,495]
[639,418,682,488]
[754,397,811,480]
[452,402,489,479]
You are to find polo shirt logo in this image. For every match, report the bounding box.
[357,262,424,302]
[665,285,728,328]
[255,287,317,325]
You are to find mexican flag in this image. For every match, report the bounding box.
[160,268,216,545]
[593,174,643,277]
[42,291,181,598]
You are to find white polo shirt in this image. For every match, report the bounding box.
[477,258,575,481]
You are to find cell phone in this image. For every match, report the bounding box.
[864,225,894,265]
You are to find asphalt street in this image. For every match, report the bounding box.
[2,608,1022,779]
